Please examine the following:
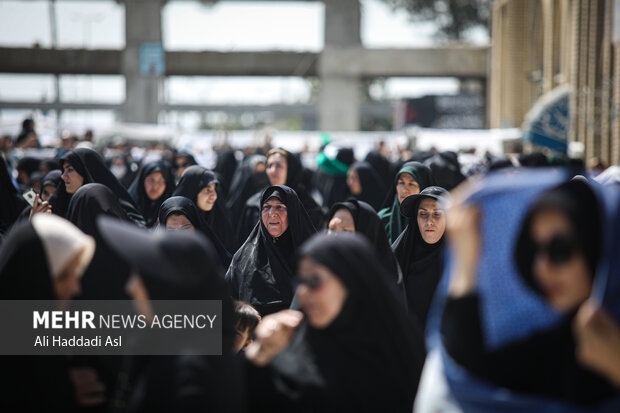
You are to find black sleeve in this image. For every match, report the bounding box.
[440,292,546,392]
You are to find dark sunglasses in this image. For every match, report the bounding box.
[531,235,579,265]
[295,276,326,291]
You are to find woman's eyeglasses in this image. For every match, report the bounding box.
[531,235,579,265]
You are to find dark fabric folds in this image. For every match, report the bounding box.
[226,185,316,316]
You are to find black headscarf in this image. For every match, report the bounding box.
[364,149,393,189]
[393,186,449,332]
[237,149,324,248]
[0,155,27,237]
[96,217,242,413]
[128,160,176,228]
[41,169,62,189]
[515,179,601,298]
[378,161,436,244]
[214,149,238,197]
[349,161,387,211]
[172,165,235,253]
[67,183,132,300]
[225,154,268,220]
[257,233,424,412]
[158,196,231,268]
[328,199,403,288]
[49,148,145,226]
[423,151,465,191]
[225,185,316,316]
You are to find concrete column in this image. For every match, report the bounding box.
[319,0,362,131]
[122,0,164,124]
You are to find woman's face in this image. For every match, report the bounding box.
[266,153,287,186]
[327,208,355,234]
[417,198,446,244]
[61,163,84,194]
[41,184,56,202]
[144,171,166,201]
[396,173,420,204]
[175,157,192,179]
[346,168,362,195]
[530,208,591,311]
[296,257,348,329]
[261,197,288,238]
[197,183,218,211]
[165,214,195,232]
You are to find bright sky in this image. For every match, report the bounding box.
[0,0,488,127]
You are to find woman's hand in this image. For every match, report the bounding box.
[574,301,620,387]
[446,180,482,297]
[69,366,106,406]
[245,310,303,367]
[29,194,52,218]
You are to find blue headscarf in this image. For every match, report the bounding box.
[424,168,620,412]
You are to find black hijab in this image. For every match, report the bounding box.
[0,155,27,237]
[50,148,145,226]
[128,160,175,228]
[328,199,403,288]
[157,196,231,268]
[393,186,449,332]
[349,161,387,211]
[214,149,238,197]
[96,217,242,413]
[423,151,465,190]
[172,165,235,253]
[237,149,324,248]
[225,154,268,220]
[67,183,132,300]
[0,219,54,300]
[259,233,424,412]
[225,185,316,316]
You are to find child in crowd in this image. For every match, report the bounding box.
[233,301,261,353]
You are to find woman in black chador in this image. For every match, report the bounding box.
[245,233,425,412]
[157,196,231,267]
[0,214,96,411]
[66,183,134,300]
[172,165,235,253]
[327,198,404,295]
[226,185,316,316]
[392,186,449,333]
[96,216,243,413]
[237,148,323,249]
[346,161,387,212]
[49,147,145,226]
[442,179,620,405]
[128,160,175,228]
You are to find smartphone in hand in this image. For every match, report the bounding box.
[23,189,37,207]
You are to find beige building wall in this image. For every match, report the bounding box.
[489,0,619,164]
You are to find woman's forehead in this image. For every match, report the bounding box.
[264,196,285,205]
[418,198,441,209]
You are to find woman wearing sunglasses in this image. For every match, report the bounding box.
[244,233,425,412]
[442,179,620,405]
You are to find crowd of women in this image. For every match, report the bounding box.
[1,128,620,412]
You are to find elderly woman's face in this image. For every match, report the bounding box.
[417,198,446,244]
[261,197,289,238]
[530,208,591,311]
[296,257,348,329]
